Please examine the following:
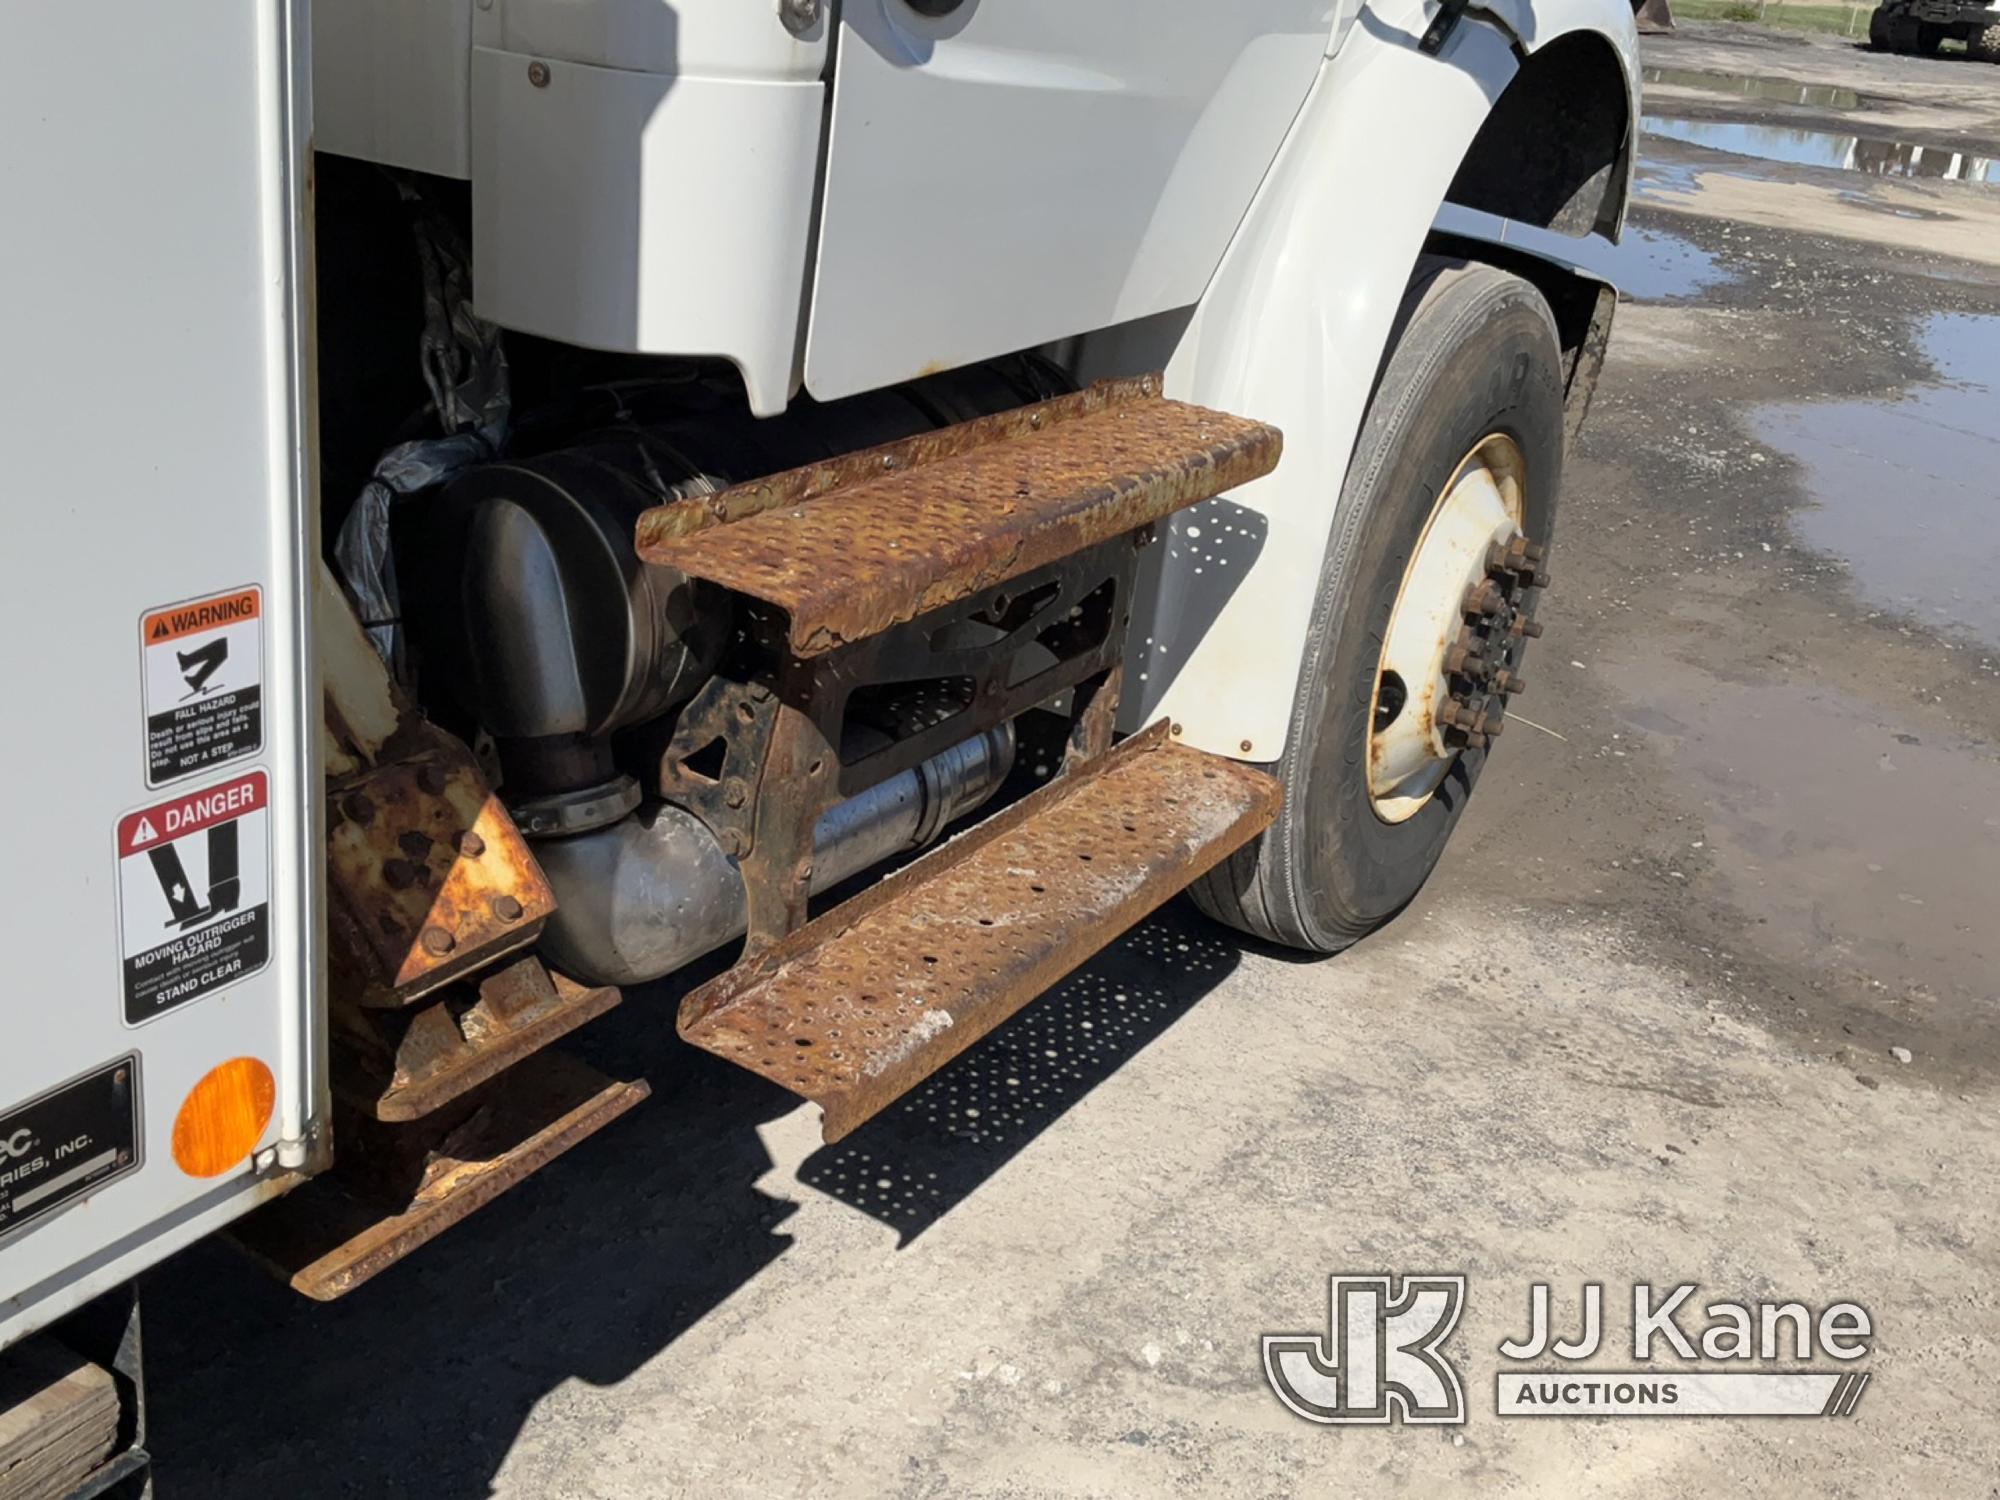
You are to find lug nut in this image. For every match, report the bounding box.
[1510,615,1545,639]
[1463,579,1506,618]
[420,926,455,957]
[1494,670,1526,695]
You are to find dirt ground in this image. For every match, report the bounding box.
[144,24,2000,1499]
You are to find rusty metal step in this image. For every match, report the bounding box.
[332,957,622,1123]
[232,1051,647,1301]
[634,376,1282,656]
[678,722,1280,1141]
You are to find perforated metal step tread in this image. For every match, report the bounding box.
[634,377,1282,656]
[678,723,1280,1141]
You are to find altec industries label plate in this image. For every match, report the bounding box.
[115,771,273,1025]
[0,1058,141,1244]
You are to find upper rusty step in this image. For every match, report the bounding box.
[634,377,1282,657]
[677,722,1281,1142]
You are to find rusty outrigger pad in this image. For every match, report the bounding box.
[327,746,557,1008]
[333,957,623,1122]
[678,722,1281,1142]
[635,378,1282,657]
[232,1051,648,1301]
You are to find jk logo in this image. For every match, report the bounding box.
[1263,1274,1467,1425]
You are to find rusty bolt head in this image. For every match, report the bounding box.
[341,791,376,825]
[416,763,448,796]
[1240,739,1254,753]
[491,894,525,923]
[723,780,749,810]
[457,830,486,858]
[420,926,456,957]
[527,59,551,87]
[1511,615,1545,640]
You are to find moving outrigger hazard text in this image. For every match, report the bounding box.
[115,771,271,1024]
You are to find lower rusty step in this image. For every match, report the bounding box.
[232,1051,647,1301]
[332,957,622,1123]
[679,721,1280,1141]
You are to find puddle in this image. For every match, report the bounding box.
[1616,666,2000,1012]
[1754,312,2000,648]
[1643,64,1862,111]
[1612,225,1736,301]
[1643,115,2000,184]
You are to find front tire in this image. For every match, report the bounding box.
[1190,260,1566,953]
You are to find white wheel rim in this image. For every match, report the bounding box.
[1367,434,1531,825]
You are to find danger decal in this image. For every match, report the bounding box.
[115,771,271,1025]
[141,585,263,786]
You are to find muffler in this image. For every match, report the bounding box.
[535,726,1015,986]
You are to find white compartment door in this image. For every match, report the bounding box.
[0,1,319,1349]
[805,0,1334,401]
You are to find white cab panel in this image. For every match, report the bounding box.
[468,2,831,416]
[315,0,475,178]
[805,0,1335,402]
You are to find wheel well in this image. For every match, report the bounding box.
[1445,32,1633,238]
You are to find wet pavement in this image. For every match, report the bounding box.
[1756,311,2000,645]
[141,22,2000,1500]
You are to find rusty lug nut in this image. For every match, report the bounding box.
[382,858,424,891]
[1462,579,1506,618]
[341,791,376,825]
[416,763,448,796]
[1510,615,1545,639]
[1494,670,1527,695]
[491,894,525,923]
[420,926,456,957]
[457,830,486,858]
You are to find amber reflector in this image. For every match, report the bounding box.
[172,1058,276,1177]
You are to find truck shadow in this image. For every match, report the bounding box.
[796,904,1243,1243]
[141,903,1244,1498]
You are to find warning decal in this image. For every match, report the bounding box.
[141,584,263,786]
[0,1058,140,1244]
[116,771,271,1025]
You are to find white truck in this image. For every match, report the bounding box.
[0,1,1638,1490]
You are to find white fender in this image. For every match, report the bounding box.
[1133,0,1638,760]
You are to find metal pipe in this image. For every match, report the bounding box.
[535,726,1016,987]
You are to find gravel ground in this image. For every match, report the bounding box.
[144,25,2000,1499]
